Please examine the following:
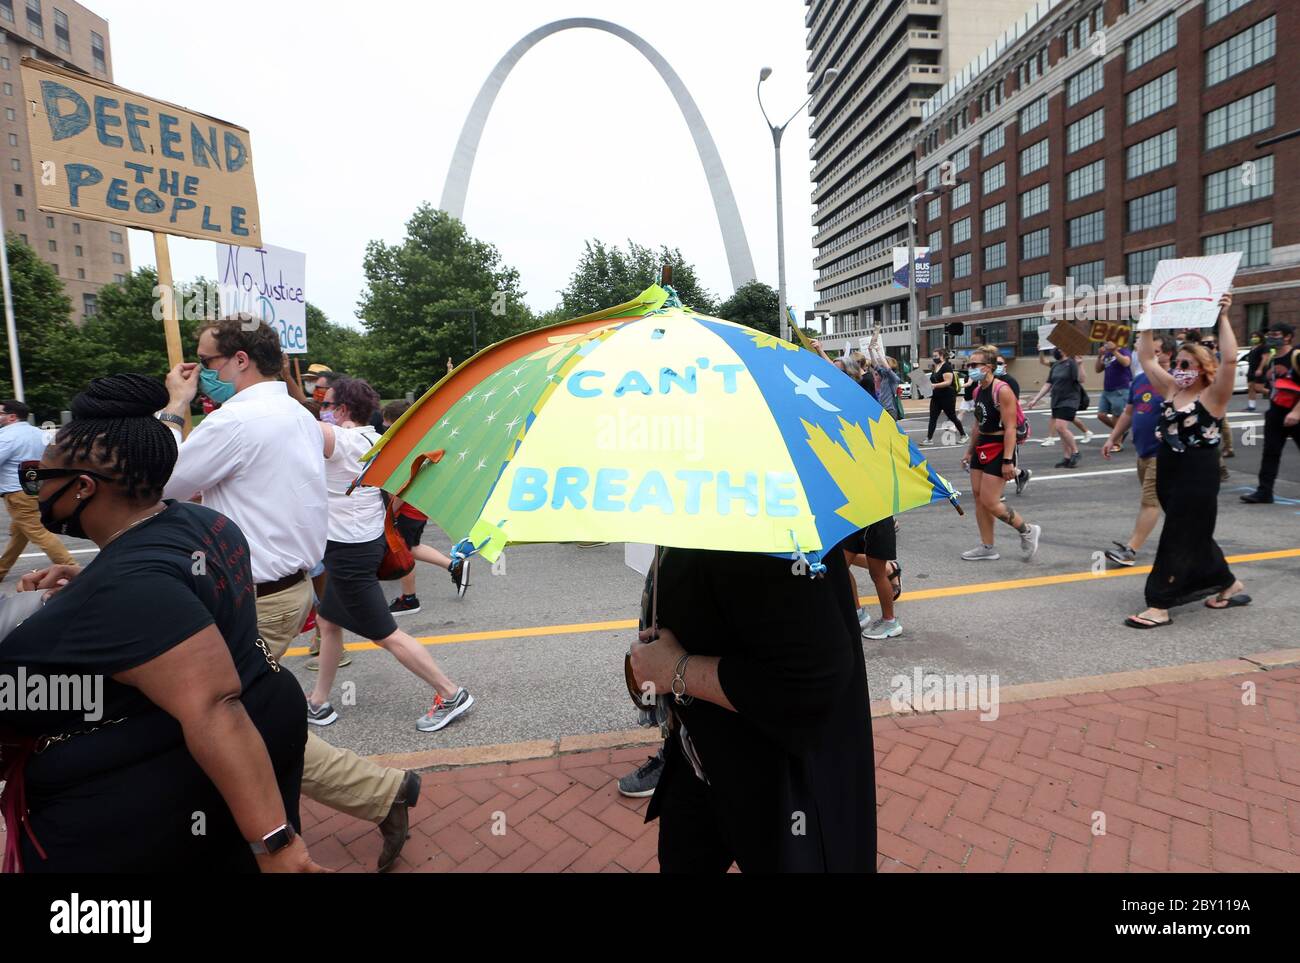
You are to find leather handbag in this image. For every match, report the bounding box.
[377,502,414,581]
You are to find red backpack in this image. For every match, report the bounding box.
[975,379,1030,444]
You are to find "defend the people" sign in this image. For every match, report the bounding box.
[20,58,261,246]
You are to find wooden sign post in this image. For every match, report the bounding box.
[152,233,189,433]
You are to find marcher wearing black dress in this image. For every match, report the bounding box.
[1127,295,1250,629]
[0,374,316,873]
[629,547,875,872]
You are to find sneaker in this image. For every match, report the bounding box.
[390,594,422,616]
[863,617,903,640]
[1054,458,1070,468]
[1240,490,1273,505]
[618,752,664,798]
[857,607,871,629]
[1040,436,1057,447]
[449,557,471,598]
[1065,453,1080,468]
[1219,465,1231,482]
[961,544,1000,561]
[919,438,936,448]
[1015,468,1032,496]
[417,687,475,732]
[1246,401,1257,411]
[1082,430,1094,444]
[1104,543,1137,567]
[307,700,338,727]
[305,652,352,672]
[1019,523,1042,561]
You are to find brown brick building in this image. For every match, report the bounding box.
[911,0,1298,375]
[1,0,127,321]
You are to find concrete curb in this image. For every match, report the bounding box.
[369,648,1300,773]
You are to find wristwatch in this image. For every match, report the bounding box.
[158,413,185,430]
[250,823,296,856]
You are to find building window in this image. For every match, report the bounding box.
[982,162,1006,195]
[73,244,82,256]
[1245,302,1268,335]
[1020,183,1050,219]
[1126,12,1177,71]
[981,124,1006,157]
[1022,227,1050,261]
[25,0,42,40]
[931,261,944,285]
[928,229,943,252]
[14,208,23,221]
[83,293,97,317]
[984,242,1007,271]
[44,215,53,228]
[91,30,106,73]
[1066,60,1104,107]
[1019,96,1048,132]
[1204,86,1274,149]
[1126,70,1177,125]
[1067,158,1106,200]
[1069,260,1105,290]
[0,0,12,24]
[1067,108,1105,153]
[928,295,943,317]
[1126,244,1176,285]
[1020,316,1047,355]
[983,203,1007,233]
[983,282,1007,308]
[1206,0,1253,25]
[953,290,972,313]
[952,218,972,246]
[47,239,56,252]
[76,268,84,279]
[953,253,972,279]
[1205,155,1273,212]
[72,222,80,235]
[2,82,12,96]
[6,133,14,147]
[927,197,942,222]
[4,108,14,122]
[951,182,971,210]
[1128,187,1177,232]
[1,56,9,69]
[953,145,972,174]
[109,229,123,243]
[1203,223,1271,267]
[53,7,69,54]
[13,183,21,196]
[112,252,125,264]
[1019,140,1049,177]
[1125,128,1177,179]
[1019,223,1050,257]
[1206,16,1275,87]
[1068,210,1106,247]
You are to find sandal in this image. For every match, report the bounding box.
[1124,614,1172,629]
[888,561,903,602]
[1205,593,1252,610]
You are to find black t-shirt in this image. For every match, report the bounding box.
[930,362,955,398]
[1247,343,1270,378]
[0,501,269,744]
[1267,346,1297,397]
[973,378,1019,437]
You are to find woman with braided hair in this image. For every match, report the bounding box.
[0,374,320,872]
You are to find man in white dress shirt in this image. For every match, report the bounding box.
[160,317,418,872]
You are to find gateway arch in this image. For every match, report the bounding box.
[440,18,757,292]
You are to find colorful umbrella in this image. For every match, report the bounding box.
[362,286,957,568]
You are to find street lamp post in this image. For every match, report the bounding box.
[906,172,959,366]
[758,65,837,343]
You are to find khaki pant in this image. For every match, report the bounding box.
[255,577,403,824]
[0,490,77,581]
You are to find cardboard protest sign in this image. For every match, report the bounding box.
[1046,322,1090,358]
[216,243,307,354]
[1089,321,1132,347]
[21,58,261,245]
[1138,253,1240,330]
[909,369,934,399]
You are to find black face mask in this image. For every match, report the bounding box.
[1053,349,1063,361]
[39,478,92,540]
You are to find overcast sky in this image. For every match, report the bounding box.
[95,0,821,329]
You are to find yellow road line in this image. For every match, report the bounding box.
[283,547,1300,658]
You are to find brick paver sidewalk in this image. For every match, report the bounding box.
[295,667,1300,873]
[4,668,1297,871]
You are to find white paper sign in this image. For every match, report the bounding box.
[1036,323,1057,353]
[215,243,308,353]
[1137,253,1241,331]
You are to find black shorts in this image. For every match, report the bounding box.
[1051,406,1078,422]
[848,517,897,561]
[394,513,427,550]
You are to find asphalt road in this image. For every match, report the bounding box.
[4,396,1297,759]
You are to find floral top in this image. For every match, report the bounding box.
[1156,397,1221,452]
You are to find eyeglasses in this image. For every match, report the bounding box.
[1175,359,1200,371]
[18,460,114,498]
[197,353,229,370]
[1199,341,1217,349]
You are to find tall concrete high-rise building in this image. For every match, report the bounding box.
[1,0,127,321]
[806,0,1038,362]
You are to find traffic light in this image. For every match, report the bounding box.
[945,322,965,338]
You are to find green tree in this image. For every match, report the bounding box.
[0,233,86,421]
[557,240,717,317]
[357,205,533,397]
[76,267,207,382]
[716,279,779,336]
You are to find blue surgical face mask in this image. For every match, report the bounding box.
[199,360,238,404]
